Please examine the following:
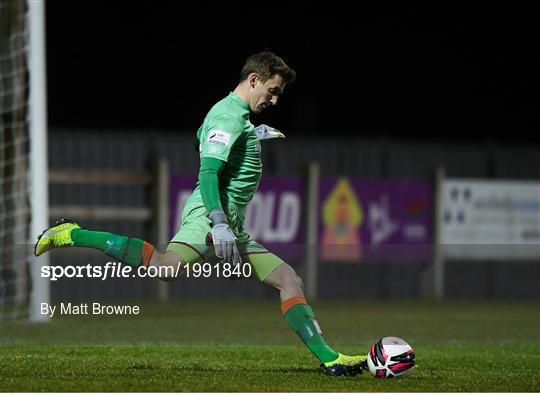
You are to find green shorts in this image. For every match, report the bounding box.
[167,205,284,282]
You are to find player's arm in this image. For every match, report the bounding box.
[198,157,241,265]
[199,117,244,265]
[199,157,224,213]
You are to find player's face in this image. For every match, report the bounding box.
[250,74,285,114]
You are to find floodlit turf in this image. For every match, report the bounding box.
[1,300,539,391]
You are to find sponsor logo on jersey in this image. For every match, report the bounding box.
[207,130,231,146]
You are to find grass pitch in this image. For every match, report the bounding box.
[1,300,539,391]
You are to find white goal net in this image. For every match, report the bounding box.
[0,0,31,319]
[1,0,49,321]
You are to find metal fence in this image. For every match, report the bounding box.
[46,129,540,301]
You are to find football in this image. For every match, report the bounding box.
[366,336,416,378]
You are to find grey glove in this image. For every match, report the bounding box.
[254,124,285,140]
[207,210,242,266]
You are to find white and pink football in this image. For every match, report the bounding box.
[366,336,416,378]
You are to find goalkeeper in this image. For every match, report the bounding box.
[35,50,366,376]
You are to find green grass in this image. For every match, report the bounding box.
[1,300,539,391]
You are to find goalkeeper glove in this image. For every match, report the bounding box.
[254,124,285,140]
[207,209,242,266]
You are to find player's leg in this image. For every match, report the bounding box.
[154,210,210,280]
[261,261,339,362]
[34,218,157,266]
[146,249,187,281]
[246,249,366,376]
[34,218,191,281]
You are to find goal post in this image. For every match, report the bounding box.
[28,0,50,322]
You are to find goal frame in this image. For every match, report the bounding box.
[28,0,49,323]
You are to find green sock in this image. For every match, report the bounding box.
[70,228,146,267]
[284,303,339,363]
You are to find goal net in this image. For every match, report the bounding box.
[0,0,31,319]
[1,0,49,321]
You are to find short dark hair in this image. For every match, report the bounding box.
[239,50,296,84]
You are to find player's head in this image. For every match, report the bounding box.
[239,50,296,113]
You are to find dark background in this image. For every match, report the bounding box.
[45,4,539,144]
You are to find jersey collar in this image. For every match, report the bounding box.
[229,92,250,112]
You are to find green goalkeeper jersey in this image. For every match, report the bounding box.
[185,92,262,226]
